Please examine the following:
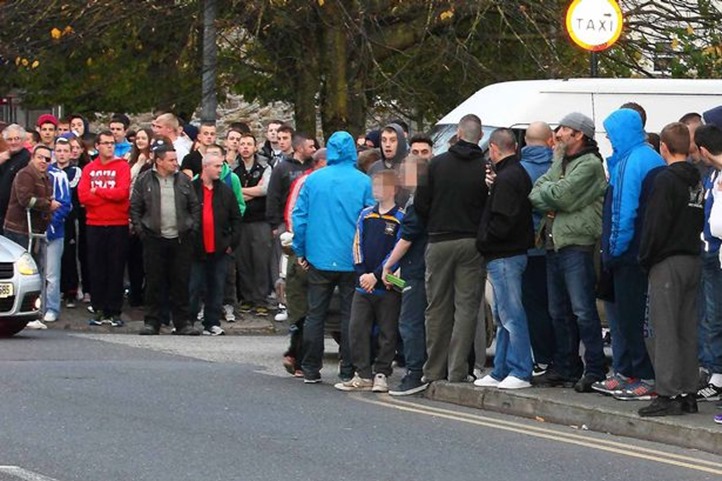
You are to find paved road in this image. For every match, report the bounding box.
[1,331,721,481]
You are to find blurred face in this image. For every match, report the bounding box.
[239,136,256,160]
[225,131,241,152]
[31,148,52,173]
[135,130,149,151]
[57,122,70,135]
[277,131,292,153]
[4,129,25,153]
[69,139,83,160]
[70,118,85,136]
[401,160,418,190]
[372,175,396,203]
[54,141,71,166]
[96,134,116,160]
[156,151,178,176]
[381,130,398,159]
[202,149,224,180]
[109,122,127,142]
[266,123,281,143]
[199,125,217,147]
[687,121,702,164]
[37,122,57,146]
[410,141,432,161]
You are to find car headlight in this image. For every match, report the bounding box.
[17,252,38,275]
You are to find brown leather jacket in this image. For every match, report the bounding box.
[3,163,53,235]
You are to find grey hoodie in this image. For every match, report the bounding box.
[367,123,408,176]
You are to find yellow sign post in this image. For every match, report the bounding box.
[566,0,623,76]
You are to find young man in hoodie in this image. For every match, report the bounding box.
[368,124,410,206]
[77,130,131,327]
[594,108,665,400]
[529,113,608,393]
[694,120,722,405]
[292,131,375,384]
[519,122,555,378]
[637,122,704,417]
[475,128,534,390]
[415,114,488,383]
[43,137,73,323]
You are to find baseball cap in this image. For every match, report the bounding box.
[558,112,595,139]
[36,113,58,128]
[150,138,175,154]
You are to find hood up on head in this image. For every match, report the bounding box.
[381,123,408,165]
[326,131,358,166]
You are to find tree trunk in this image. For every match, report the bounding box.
[320,1,350,137]
[200,0,218,123]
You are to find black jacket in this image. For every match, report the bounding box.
[0,148,30,227]
[130,169,200,238]
[234,156,269,223]
[639,162,704,271]
[191,178,242,259]
[414,140,488,242]
[265,156,311,228]
[477,155,534,260]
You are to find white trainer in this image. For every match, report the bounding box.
[372,373,389,393]
[498,375,532,390]
[25,320,48,330]
[43,311,58,323]
[223,304,236,322]
[474,374,500,388]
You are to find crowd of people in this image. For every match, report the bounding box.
[2,101,722,425]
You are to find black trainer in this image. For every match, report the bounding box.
[389,374,429,396]
[532,370,578,388]
[173,325,201,336]
[677,394,698,413]
[139,324,159,335]
[574,374,604,393]
[638,396,683,417]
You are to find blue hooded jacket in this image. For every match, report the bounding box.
[701,106,722,253]
[601,109,665,262]
[292,131,375,271]
[520,145,553,256]
[46,164,72,241]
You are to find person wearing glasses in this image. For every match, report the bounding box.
[77,130,131,327]
[3,144,60,330]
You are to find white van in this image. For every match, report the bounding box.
[431,78,722,157]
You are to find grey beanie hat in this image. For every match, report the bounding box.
[558,112,596,139]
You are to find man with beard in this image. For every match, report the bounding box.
[529,113,609,392]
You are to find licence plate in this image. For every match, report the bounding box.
[0,283,13,298]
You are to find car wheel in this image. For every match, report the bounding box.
[0,319,29,337]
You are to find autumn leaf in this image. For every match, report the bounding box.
[318,0,324,6]
[440,9,454,21]
[31,60,39,69]
[50,27,62,40]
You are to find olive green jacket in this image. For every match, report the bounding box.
[528,150,607,250]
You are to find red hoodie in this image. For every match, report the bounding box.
[77,157,131,226]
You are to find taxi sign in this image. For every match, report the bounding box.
[566,0,623,52]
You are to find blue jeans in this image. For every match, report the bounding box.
[487,255,533,381]
[398,276,427,376]
[546,247,606,379]
[700,251,722,373]
[301,267,355,380]
[189,253,229,330]
[610,260,655,379]
[45,237,64,316]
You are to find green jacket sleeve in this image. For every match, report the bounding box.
[230,172,246,216]
[529,164,558,213]
[536,155,607,213]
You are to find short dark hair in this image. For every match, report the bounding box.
[110,113,130,130]
[225,128,243,139]
[267,120,284,128]
[458,114,483,143]
[33,144,52,156]
[489,128,517,154]
[240,133,257,144]
[357,148,381,173]
[277,125,295,136]
[292,132,309,150]
[620,102,647,128]
[200,121,216,129]
[679,112,702,125]
[206,143,226,156]
[229,121,250,134]
[409,134,433,148]
[96,130,114,143]
[695,124,722,156]
[660,122,690,156]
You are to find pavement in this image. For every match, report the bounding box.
[32,304,722,457]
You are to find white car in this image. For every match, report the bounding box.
[0,236,42,337]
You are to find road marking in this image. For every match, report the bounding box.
[354,396,722,475]
[0,466,60,481]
